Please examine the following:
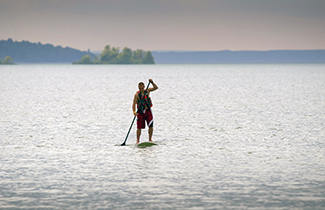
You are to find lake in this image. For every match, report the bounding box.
[0,64,324,209]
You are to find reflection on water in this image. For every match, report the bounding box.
[0,64,325,209]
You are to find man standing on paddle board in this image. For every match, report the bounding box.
[132,79,158,145]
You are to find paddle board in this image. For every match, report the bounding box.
[136,141,157,148]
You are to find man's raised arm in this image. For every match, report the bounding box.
[148,79,158,92]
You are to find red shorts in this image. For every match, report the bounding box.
[137,109,153,129]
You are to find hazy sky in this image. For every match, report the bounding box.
[1,0,325,51]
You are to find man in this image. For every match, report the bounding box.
[132,79,158,144]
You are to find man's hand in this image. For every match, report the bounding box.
[148,79,158,92]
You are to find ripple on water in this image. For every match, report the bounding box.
[0,64,325,209]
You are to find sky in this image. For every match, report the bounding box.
[1,0,325,51]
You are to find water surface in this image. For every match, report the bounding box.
[1,64,324,209]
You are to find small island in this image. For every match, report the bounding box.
[73,45,155,64]
[0,56,15,65]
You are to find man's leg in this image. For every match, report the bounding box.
[147,110,154,142]
[136,129,141,144]
[136,113,145,144]
[148,127,153,142]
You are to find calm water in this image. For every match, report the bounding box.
[0,64,324,209]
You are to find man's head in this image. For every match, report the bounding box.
[138,82,145,93]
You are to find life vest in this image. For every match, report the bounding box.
[137,90,153,112]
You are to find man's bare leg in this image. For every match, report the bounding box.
[136,129,141,144]
[148,127,154,142]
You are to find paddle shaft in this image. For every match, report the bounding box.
[121,81,151,146]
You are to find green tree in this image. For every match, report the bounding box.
[93,54,100,64]
[73,44,155,65]
[100,45,119,63]
[133,49,145,64]
[3,56,14,64]
[116,47,132,64]
[143,51,155,64]
[81,55,92,64]
[0,58,2,64]
[74,55,92,64]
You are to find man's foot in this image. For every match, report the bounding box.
[149,140,154,143]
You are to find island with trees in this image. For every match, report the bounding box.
[73,45,155,64]
[0,56,15,64]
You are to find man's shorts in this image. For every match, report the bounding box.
[137,109,153,129]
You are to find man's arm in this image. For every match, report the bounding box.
[148,79,158,92]
[132,94,138,116]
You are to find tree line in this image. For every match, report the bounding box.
[73,45,155,64]
[0,38,93,63]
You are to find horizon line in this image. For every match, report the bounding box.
[2,38,325,53]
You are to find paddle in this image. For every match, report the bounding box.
[121,80,151,146]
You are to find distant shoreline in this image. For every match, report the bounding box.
[151,50,325,64]
[1,39,324,64]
